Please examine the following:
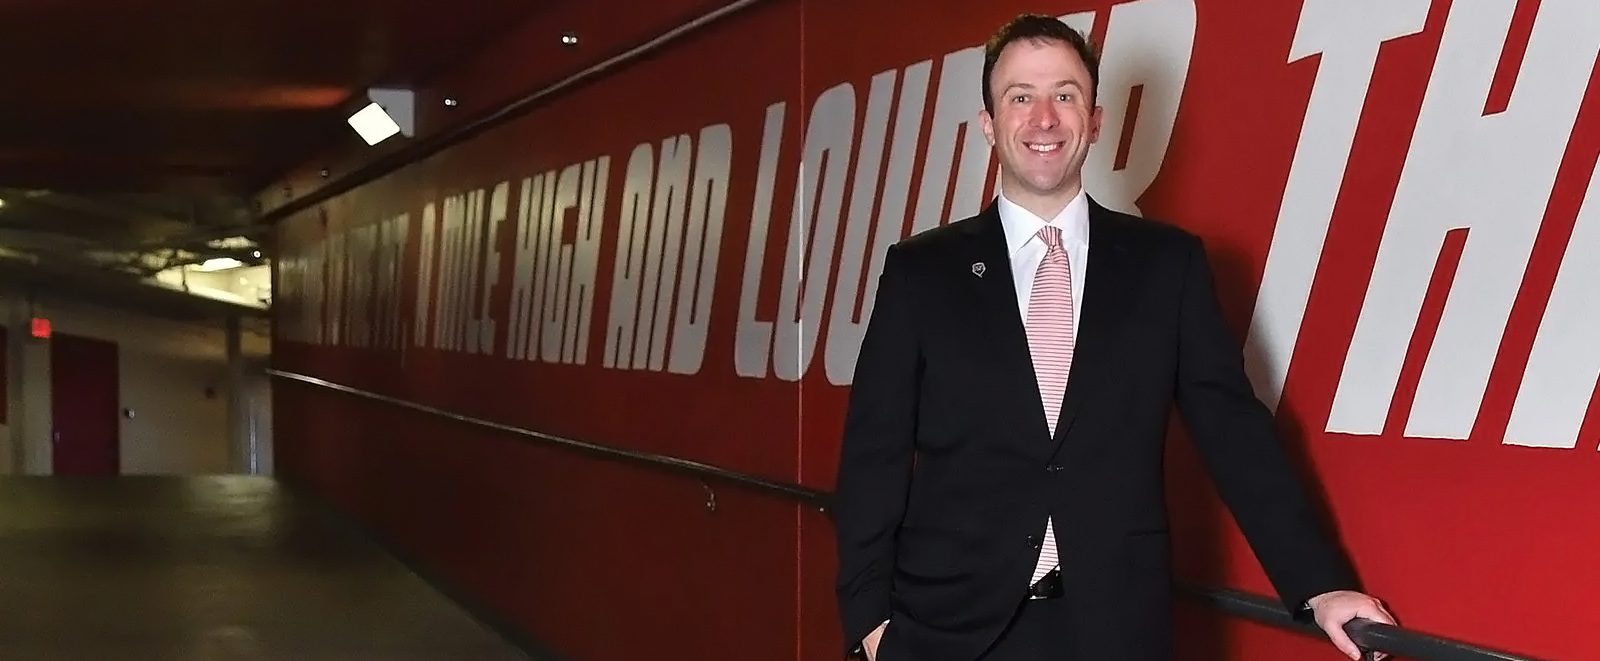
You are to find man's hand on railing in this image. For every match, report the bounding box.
[1309,590,1398,660]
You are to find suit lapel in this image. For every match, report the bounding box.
[958,203,1053,446]
[1048,197,1138,454]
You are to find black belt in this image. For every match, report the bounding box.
[1026,567,1063,599]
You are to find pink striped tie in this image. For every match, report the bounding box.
[1024,225,1073,587]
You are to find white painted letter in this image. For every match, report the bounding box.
[1243,0,1431,410]
[1506,166,1600,448]
[1328,0,1600,438]
[825,68,897,385]
[606,143,655,369]
[569,157,609,365]
[775,83,855,382]
[669,125,731,375]
[734,103,787,378]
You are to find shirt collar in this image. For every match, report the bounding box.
[997,188,1090,257]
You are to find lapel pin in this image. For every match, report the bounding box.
[972,262,986,278]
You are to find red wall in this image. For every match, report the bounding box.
[270,0,1600,659]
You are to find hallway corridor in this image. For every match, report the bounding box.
[0,476,530,660]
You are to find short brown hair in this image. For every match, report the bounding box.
[982,14,1100,114]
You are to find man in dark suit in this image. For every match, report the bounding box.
[833,13,1395,661]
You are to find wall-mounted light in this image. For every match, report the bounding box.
[561,32,578,46]
[444,97,459,107]
[347,102,400,145]
[346,87,415,146]
[193,258,243,272]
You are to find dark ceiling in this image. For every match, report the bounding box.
[0,0,541,318]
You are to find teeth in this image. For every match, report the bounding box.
[1027,143,1061,153]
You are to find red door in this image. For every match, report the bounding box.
[51,333,120,476]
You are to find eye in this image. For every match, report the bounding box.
[1012,93,1029,104]
[1056,93,1073,102]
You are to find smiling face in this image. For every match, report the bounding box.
[979,37,1103,217]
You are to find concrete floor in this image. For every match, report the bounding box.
[0,476,531,660]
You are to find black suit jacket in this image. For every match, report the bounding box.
[833,197,1358,661]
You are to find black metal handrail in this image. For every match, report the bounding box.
[1182,584,1544,661]
[271,368,1544,661]
[267,369,832,510]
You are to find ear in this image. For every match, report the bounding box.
[1088,104,1104,144]
[979,108,996,147]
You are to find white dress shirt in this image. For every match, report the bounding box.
[997,189,1089,338]
[996,188,1090,585]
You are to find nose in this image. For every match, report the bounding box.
[1031,101,1060,130]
